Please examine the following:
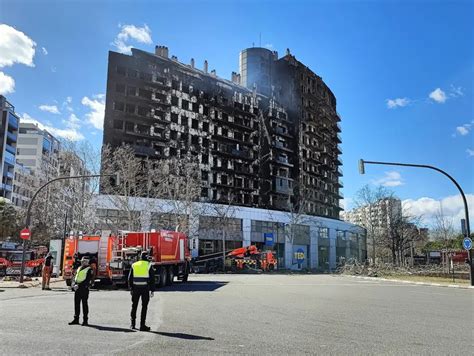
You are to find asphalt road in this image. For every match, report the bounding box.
[0,275,472,355]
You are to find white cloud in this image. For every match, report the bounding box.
[429,88,447,103]
[373,171,404,187]
[61,96,73,112]
[0,24,36,68]
[112,24,152,54]
[449,85,463,97]
[264,44,274,49]
[39,104,60,114]
[51,66,57,73]
[403,194,474,228]
[456,125,470,136]
[20,113,84,141]
[467,149,474,157]
[41,47,48,55]
[82,95,105,130]
[386,97,410,109]
[0,71,15,94]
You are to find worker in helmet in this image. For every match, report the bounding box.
[69,257,93,326]
[128,251,155,331]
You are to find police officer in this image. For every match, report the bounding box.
[128,251,155,331]
[69,257,93,326]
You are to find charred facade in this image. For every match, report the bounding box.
[103,45,342,218]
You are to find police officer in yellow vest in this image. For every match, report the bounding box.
[128,251,155,331]
[69,257,93,326]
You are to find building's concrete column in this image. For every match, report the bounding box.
[329,228,337,271]
[242,218,251,247]
[189,209,200,258]
[310,225,318,269]
[345,238,351,260]
[285,236,293,269]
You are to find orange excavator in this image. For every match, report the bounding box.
[227,245,277,272]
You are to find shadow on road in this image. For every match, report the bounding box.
[86,324,135,333]
[150,331,214,340]
[158,281,228,292]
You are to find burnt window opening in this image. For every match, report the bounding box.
[116,66,126,75]
[180,116,187,126]
[181,99,190,110]
[202,122,209,132]
[171,113,179,123]
[113,101,125,111]
[191,119,199,129]
[127,86,137,96]
[139,88,152,100]
[125,122,134,132]
[115,83,125,94]
[221,175,228,185]
[202,138,209,148]
[201,171,208,181]
[172,80,179,90]
[191,136,199,145]
[202,154,209,164]
[171,96,179,106]
[139,72,152,82]
[113,120,123,130]
[192,103,199,113]
[201,188,209,198]
[212,189,217,200]
[203,106,209,116]
[169,147,177,156]
[125,103,136,114]
[222,113,228,121]
[137,124,150,135]
[137,106,149,117]
[170,131,178,140]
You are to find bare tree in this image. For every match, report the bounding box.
[431,203,456,271]
[351,184,395,265]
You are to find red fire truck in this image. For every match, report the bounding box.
[63,234,114,286]
[109,230,191,287]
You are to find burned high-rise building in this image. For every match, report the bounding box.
[102,45,342,219]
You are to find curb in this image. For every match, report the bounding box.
[0,278,64,289]
[343,275,474,289]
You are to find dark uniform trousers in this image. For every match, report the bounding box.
[131,286,150,325]
[74,288,89,319]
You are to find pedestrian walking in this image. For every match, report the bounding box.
[69,257,93,326]
[42,252,53,290]
[129,251,155,331]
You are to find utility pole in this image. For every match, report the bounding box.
[359,159,473,286]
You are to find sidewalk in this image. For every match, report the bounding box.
[343,274,474,289]
[0,277,64,288]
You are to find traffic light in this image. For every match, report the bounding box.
[358,159,365,175]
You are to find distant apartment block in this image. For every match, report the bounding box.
[11,162,36,208]
[16,122,60,184]
[0,95,19,200]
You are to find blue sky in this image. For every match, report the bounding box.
[0,0,473,227]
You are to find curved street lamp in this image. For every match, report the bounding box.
[359,159,473,286]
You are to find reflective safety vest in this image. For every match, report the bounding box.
[75,266,90,284]
[131,260,151,286]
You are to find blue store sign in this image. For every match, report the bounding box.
[295,248,305,264]
[264,233,274,247]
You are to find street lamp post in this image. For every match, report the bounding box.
[19,173,119,283]
[358,159,473,286]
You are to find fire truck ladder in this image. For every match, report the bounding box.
[98,232,110,274]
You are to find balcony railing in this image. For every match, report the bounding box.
[3,151,15,165]
[5,144,16,155]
